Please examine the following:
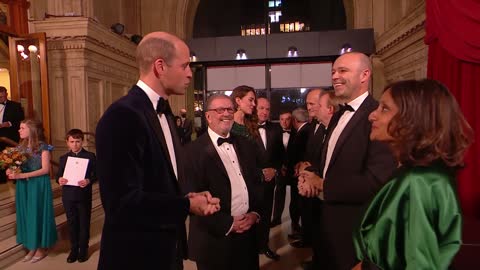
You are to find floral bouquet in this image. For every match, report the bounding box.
[0,147,29,174]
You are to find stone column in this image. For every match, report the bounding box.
[32,17,137,161]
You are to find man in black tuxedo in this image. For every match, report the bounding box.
[179,108,192,144]
[295,89,338,269]
[0,87,24,183]
[299,52,396,270]
[187,95,262,270]
[95,31,220,270]
[271,110,295,227]
[256,97,283,260]
[290,89,330,252]
[284,108,310,238]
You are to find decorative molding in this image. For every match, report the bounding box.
[376,21,424,55]
[375,0,425,55]
[46,35,135,61]
[32,17,137,61]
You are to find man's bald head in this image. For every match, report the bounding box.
[332,52,372,101]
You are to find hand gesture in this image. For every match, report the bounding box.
[58,177,68,186]
[6,170,19,180]
[298,177,318,197]
[298,161,312,173]
[188,191,221,216]
[78,179,90,188]
[297,170,323,198]
[232,213,258,233]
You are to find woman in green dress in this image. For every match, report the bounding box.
[7,119,57,263]
[230,85,259,139]
[352,79,473,270]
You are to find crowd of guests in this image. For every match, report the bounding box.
[1,31,474,270]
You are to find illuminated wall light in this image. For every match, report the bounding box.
[17,45,25,52]
[287,46,298,57]
[28,45,38,53]
[235,49,247,60]
[340,43,352,55]
[190,52,197,62]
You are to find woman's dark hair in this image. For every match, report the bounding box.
[231,85,259,138]
[174,116,182,127]
[386,79,473,168]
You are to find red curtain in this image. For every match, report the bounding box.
[425,0,480,218]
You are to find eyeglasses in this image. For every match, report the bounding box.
[207,107,235,114]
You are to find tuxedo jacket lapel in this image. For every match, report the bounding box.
[328,95,374,170]
[205,137,230,180]
[232,136,249,179]
[140,90,177,183]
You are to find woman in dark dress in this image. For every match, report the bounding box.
[230,85,259,139]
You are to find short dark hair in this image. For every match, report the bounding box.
[386,79,473,168]
[66,129,84,140]
[0,86,6,93]
[279,109,292,116]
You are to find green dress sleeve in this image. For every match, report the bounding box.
[353,165,462,270]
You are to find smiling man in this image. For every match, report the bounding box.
[187,94,263,270]
[299,52,396,270]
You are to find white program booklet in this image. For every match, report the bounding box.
[62,156,89,186]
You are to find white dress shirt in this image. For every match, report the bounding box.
[282,130,291,150]
[0,103,6,123]
[137,80,178,180]
[208,128,250,235]
[258,124,267,149]
[320,91,369,199]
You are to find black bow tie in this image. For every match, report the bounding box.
[217,136,234,146]
[258,124,266,129]
[338,103,355,114]
[283,130,291,134]
[156,98,172,116]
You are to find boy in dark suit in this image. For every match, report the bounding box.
[56,129,97,263]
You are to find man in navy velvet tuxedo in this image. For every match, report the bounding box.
[96,32,220,270]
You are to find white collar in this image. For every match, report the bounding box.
[136,80,168,110]
[346,91,369,111]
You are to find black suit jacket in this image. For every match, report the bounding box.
[96,85,189,270]
[187,133,262,267]
[181,117,193,143]
[318,95,396,269]
[256,121,283,170]
[0,100,24,148]
[285,123,309,176]
[56,148,97,201]
[304,122,326,168]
